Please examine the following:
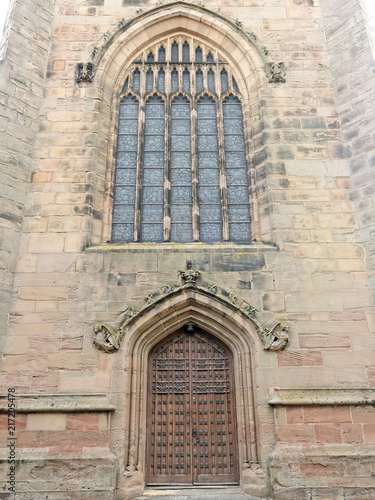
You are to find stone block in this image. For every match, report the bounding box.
[28,233,65,253]
[26,413,66,431]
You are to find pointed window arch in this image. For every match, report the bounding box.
[112,37,252,243]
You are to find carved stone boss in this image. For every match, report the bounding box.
[93,264,289,353]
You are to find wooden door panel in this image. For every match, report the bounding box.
[147,329,238,486]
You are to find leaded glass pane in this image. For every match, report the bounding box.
[200,223,221,242]
[112,204,134,222]
[228,207,251,222]
[225,152,246,167]
[143,168,164,185]
[224,134,245,151]
[114,186,136,203]
[223,95,251,242]
[143,187,164,203]
[171,168,191,184]
[117,152,137,166]
[196,70,203,94]
[171,119,190,134]
[197,98,216,118]
[198,135,218,151]
[227,186,248,204]
[145,118,164,135]
[171,103,190,119]
[142,205,164,223]
[145,101,165,118]
[146,69,154,93]
[171,70,179,94]
[147,52,154,62]
[171,135,191,151]
[197,119,217,134]
[183,42,190,62]
[222,118,244,134]
[197,95,221,242]
[200,205,221,221]
[112,223,134,242]
[171,42,179,62]
[195,46,202,62]
[233,77,239,92]
[142,223,164,242]
[159,46,166,62]
[158,70,165,94]
[119,101,139,119]
[208,69,216,94]
[115,168,137,185]
[171,94,192,242]
[171,152,191,166]
[207,52,214,63]
[226,167,247,184]
[117,134,138,151]
[198,168,220,185]
[142,95,165,242]
[198,151,219,167]
[221,69,229,94]
[222,102,242,117]
[133,69,140,94]
[171,205,192,222]
[118,118,138,134]
[229,223,251,242]
[171,186,191,202]
[144,134,164,151]
[183,69,190,94]
[198,187,220,203]
[171,223,193,242]
[144,152,164,167]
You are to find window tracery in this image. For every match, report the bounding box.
[112,37,252,243]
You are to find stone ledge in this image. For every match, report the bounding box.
[268,388,375,406]
[0,447,116,461]
[86,242,278,254]
[0,393,116,413]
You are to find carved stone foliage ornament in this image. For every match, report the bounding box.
[266,62,286,83]
[93,265,289,353]
[76,62,94,84]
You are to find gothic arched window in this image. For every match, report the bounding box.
[112,38,252,244]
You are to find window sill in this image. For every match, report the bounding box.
[86,241,278,254]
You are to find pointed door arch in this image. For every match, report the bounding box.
[146,325,239,485]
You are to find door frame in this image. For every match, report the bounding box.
[146,327,240,486]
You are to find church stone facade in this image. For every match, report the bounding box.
[0,0,375,498]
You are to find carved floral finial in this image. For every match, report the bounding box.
[179,262,200,285]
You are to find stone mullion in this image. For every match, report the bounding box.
[134,64,146,242]
[217,97,229,241]
[191,95,200,242]
[164,93,171,241]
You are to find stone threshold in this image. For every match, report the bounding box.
[268,388,375,406]
[139,486,264,499]
[0,393,116,413]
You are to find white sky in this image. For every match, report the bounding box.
[0,2,9,36]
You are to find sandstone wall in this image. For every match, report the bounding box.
[0,0,374,498]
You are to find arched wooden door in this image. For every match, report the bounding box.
[146,327,239,485]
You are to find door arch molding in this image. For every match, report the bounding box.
[114,286,272,494]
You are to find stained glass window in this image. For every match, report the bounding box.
[158,46,166,62]
[112,38,252,244]
[195,46,202,62]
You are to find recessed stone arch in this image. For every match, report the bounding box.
[87,1,274,246]
[110,286,272,497]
